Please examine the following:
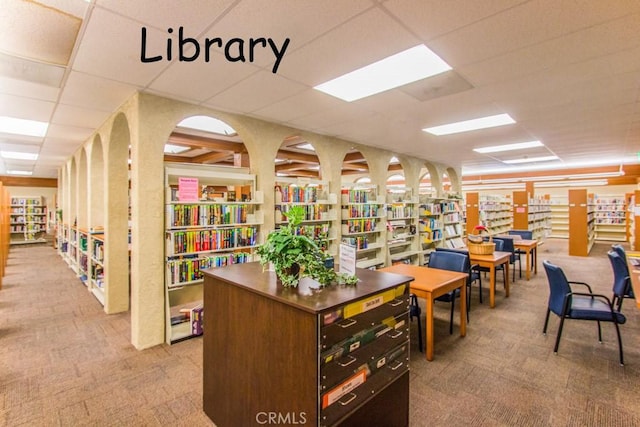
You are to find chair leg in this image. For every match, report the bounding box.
[466,284,471,324]
[449,297,455,335]
[613,321,624,366]
[416,313,423,353]
[518,257,522,279]
[543,309,551,335]
[597,321,602,343]
[554,316,566,353]
[478,274,483,304]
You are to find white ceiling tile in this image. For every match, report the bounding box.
[0,93,55,121]
[203,70,307,113]
[51,104,110,128]
[0,76,60,102]
[59,71,137,112]
[251,89,349,123]
[72,8,166,86]
[36,0,89,19]
[46,123,94,142]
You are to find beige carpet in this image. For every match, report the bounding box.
[1,239,639,426]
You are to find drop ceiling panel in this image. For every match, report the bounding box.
[285,103,375,134]
[46,123,95,142]
[251,89,350,124]
[60,71,137,112]
[210,0,372,68]
[203,70,307,113]
[72,8,166,86]
[51,104,110,128]
[37,0,89,19]
[0,93,55,122]
[0,142,42,152]
[278,7,419,86]
[149,51,261,102]
[95,0,235,31]
[0,76,60,102]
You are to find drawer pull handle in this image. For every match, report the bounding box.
[388,330,403,339]
[338,318,357,328]
[389,360,404,371]
[337,355,356,367]
[339,393,357,406]
[388,299,404,307]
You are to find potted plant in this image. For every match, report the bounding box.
[256,205,356,288]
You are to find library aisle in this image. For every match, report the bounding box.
[1,241,640,425]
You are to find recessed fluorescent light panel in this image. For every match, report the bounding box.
[6,170,33,176]
[296,143,315,151]
[502,155,559,164]
[0,116,48,137]
[163,144,190,154]
[177,115,236,136]
[314,45,452,102]
[1,151,38,160]
[473,140,543,154]
[423,113,515,136]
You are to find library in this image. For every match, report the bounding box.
[0,1,639,426]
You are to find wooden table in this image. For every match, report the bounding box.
[379,264,468,362]
[469,251,511,308]
[625,252,640,309]
[513,239,538,280]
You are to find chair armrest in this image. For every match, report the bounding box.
[568,281,593,293]
[571,291,614,309]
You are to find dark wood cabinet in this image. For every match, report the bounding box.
[202,262,412,427]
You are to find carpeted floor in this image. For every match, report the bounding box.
[1,239,639,426]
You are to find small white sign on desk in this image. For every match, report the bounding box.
[339,243,357,276]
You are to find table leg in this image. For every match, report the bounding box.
[459,279,466,337]
[533,247,537,275]
[426,296,434,361]
[504,261,510,298]
[525,248,531,280]
[489,265,496,308]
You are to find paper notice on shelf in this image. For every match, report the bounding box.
[178,177,199,202]
[339,243,356,276]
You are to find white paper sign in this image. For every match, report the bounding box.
[339,243,357,276]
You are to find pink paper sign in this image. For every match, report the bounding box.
[178,177,199,202]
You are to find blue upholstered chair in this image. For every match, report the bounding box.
[434,248,483,304]
[611,244,634,299]
[509,229,532,273]
[608,250,632,310]
[428,250,471,334]
[477,237,507,285]
[542,260,626,365]
[409,293,423,352]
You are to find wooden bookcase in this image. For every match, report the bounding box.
[465,192,480,231]
[203,263,411,427]
[9,196,47,244]
[512,191,551,242]
[568,189,596,256]
[164,164,263,344]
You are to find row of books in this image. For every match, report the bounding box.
[419,218,442,231]
[167,204,253,227]
[444,224,463,238]
[342,219,378,234]
[386,204,414,219]
[92,240,104,262]
[10,207,45,214]
[275,184,321,203]
[291,223,330,240]
[171,303,204,337]
[419,203,442,216]
[342,236,369,250]
[275,204,328,222]
[166,227,258,255]
[342,205,380,219]
[166,252,252,285]
[341,189,377,204]
[11,198,42,205]
[443,212,461,223]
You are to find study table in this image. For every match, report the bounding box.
[625,252,640,309]
[513,239,538,280]
[379,264,468,362]
[468,251,511,308]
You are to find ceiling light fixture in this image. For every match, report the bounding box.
[502,155,559,164]
[6,170,33,176]
[1,151,38,160]
[314,44,451,102]
[177,115,237,136]
[296,143,315,151]
[423,113,515,136]
[0,116,48,137]
[473,140,544,154]
[163,144,190,154]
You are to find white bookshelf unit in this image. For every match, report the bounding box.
[9,196,47,245]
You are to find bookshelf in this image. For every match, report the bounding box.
[78,229,89,286]
[9,196,47,244]
[442,198,465,249]
[568,189,596,256]
[549,196,569,238]
[479,195,512,236]
[385,187,419,265]
[164,164,263,344]
[418,197,443,264]
[629,191,640,251]
[594,195,627,242]
[275,178,338,256]
[68,226,79,273]
[512,192,552,242]
[89,231,105,305]
[341,185,386,270]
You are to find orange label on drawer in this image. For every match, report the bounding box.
[321,369,366,409]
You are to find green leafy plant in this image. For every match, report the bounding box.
[256,206,357,288]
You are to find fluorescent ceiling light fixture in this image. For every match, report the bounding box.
[473,140,543,154]
[423,113,515,136]
[314,45,451,102]
[502,155,559,164]
[296,143,315,151]
[389,156,399,164]
[0,116,48,137]
[537,179,607,188]
[177,116,236,136]
[1,151,38,160]
[355,177,371,184]
[163,144,190,154]
[6,170,33,176]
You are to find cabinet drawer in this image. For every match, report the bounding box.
[320,296,409,350]
[321,316,409,392]
[320,342,410,426]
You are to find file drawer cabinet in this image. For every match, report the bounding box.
[203,262,412,427]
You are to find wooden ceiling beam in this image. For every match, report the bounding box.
[168,132,246,152]
[276,149,319,164]
[192,151,234,164]
[0,176,57,187]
